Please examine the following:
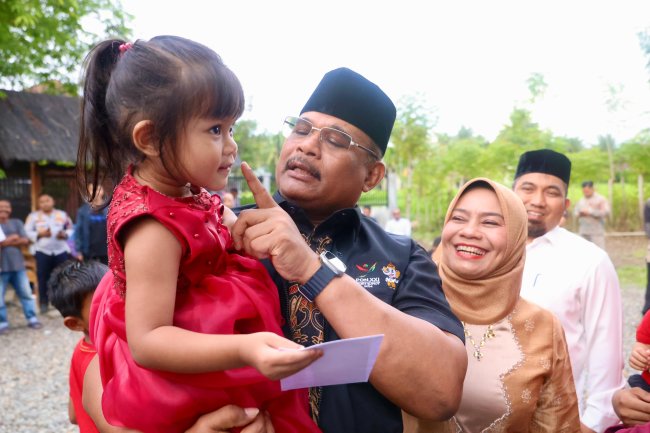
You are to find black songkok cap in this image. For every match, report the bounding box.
[300,67,396,155]
[515,149,572,186]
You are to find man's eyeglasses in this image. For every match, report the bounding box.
[282,116,379,159]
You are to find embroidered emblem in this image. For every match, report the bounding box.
[539,357,551,370]
[521,388,532,404]
[355,262,377,277]
[524,318,535,332]
[382,262,401,288]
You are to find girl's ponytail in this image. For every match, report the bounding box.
[77,39,125,205]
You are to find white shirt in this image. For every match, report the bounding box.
[384,217,412,237]
[24,209,73,255]
[521,226,624,432]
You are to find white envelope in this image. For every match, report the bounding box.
[280,334,384,391]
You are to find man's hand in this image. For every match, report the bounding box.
[613,387,650,425]
[231,162,320,284]
[185,406,275,433]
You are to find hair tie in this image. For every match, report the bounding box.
[118,42,133,54]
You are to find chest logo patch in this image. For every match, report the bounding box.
[382,262,401,289]
[354,262,381,288]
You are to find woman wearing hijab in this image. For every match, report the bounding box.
[404,178,580,433]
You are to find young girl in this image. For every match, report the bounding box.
[77,36,321,433]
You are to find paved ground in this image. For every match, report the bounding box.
[0,234,647,432]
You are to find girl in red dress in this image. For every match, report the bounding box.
[77,36,321,433]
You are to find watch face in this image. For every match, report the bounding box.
[329,256,346,271]
[321,251,347,274]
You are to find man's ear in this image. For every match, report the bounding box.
[565,197,571,211]
[63,316,85,332]
[132,120,158,157]
[363,160,386,193]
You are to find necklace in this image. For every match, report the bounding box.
[461,322,496,361]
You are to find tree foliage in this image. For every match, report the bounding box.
[384,94,435,215]
[234,119,282,173]
[0,0,131,94]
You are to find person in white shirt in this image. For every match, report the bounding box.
[24,193,73,313]
[574,180,610,250]
[384,207,411,237]
[513,149,625,433]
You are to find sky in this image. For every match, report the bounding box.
[117,0,650,146]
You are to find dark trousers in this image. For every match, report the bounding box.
[35,251,70,309]
[641,263,650,315]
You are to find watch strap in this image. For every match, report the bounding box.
[299,264,337,302]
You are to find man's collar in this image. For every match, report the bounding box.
[528,225,562,247]
[274,191,362,239]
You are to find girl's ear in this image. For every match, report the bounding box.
[132,120,159,156]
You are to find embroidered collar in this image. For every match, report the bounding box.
[272,191,363,242]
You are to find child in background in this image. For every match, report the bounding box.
[48,260,107,433]
[77,36,321,433]
[628,310,650,392]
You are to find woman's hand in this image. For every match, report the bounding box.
[241,332,322,380]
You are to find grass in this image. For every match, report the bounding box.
[617,265,647,288]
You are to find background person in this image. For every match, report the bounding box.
[24,193,73,313]
[74,184,108,265]
[574,180,610,249]
[48,259,108,433]
[220,191,236,208]
[0,199,42,334]
[405,178,580,432]
[361,204,376,221]
[514,149,625,433]
[384,207,412,237]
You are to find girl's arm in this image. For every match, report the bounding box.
[123,217,320,377]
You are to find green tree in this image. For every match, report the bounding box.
[485,108,554,181]
[619,130,650,223]
[526,72,547,103]
[234,119,282,173]
[384,94,435,217]
[1,0,131,94]
[639,28,650,76]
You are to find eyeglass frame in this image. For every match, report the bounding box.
[283,116,380,160]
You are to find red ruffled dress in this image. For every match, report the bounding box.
[90,172,319,433]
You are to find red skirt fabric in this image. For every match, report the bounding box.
[90,253,320,433]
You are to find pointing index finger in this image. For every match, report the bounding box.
[241,162,277,209]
